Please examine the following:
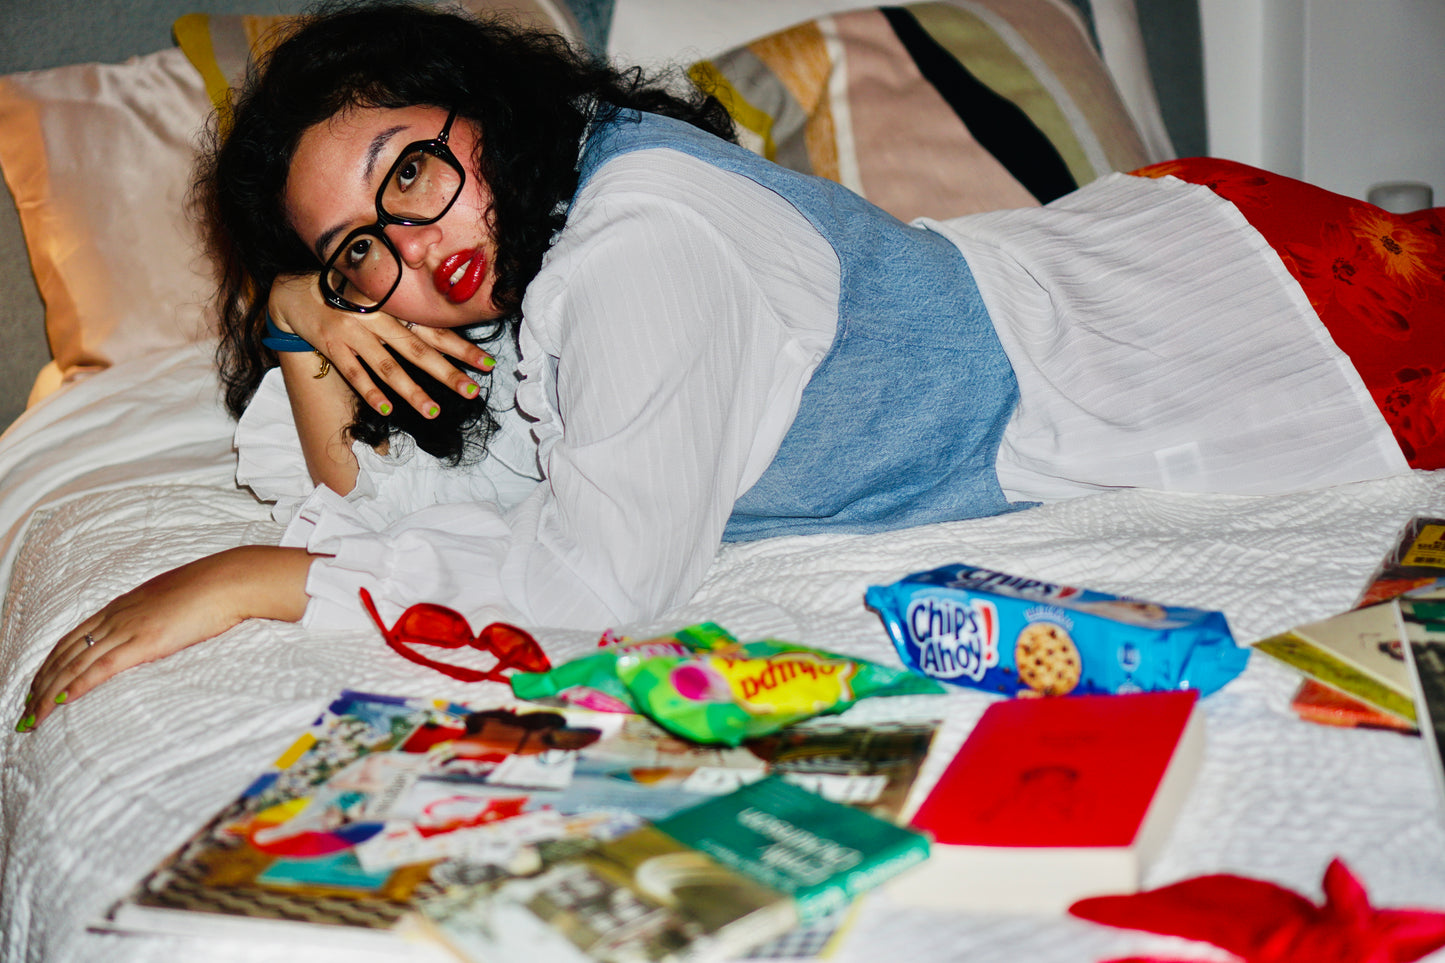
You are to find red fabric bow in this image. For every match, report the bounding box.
[1070,859,1445,963]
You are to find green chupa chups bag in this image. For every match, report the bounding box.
[509,622,736,713]
[614,638,946,746]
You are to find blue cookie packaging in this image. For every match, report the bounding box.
[865,564,1249,697]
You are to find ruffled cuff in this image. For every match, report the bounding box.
[284,486,517,631]
[235,366,539,529]
[350,430,539,529]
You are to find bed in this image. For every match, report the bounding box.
[3,2,1443,962]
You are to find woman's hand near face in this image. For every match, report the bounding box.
[268,273,495,420]
[16,546,316,733]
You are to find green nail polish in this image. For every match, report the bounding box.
[55,691,67,705]
[464,383,478,397]
[16,714,34,732]
[379,402,393,416]
[427,404,439,418]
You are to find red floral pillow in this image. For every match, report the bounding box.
[1133,157,1445,469]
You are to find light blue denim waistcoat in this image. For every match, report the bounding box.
[573,109,1021,540]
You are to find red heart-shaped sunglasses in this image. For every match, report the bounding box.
[360,588,552,683]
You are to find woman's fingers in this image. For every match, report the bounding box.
[364,321,494,409]
[22,612,140,730]
[18,624,92,730]
[271,276,434,417]
[21,623,135,731]
[324,330,437,418]
[405,323,497,386]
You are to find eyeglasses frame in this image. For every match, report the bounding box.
[318,105,467,313]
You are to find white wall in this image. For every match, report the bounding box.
[1199,0,1445,204]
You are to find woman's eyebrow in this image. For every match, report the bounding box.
[312,123,414,261]
[364,124,411,182]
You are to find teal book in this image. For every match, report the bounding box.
[655,776,930,923]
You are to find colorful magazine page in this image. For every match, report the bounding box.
[103,689,938,958]
[742,901,862,961]
[102,693,651,941]
[1253,516,1445,728]
[102,691,491,944]
[1289,678,1418,734]
[1356,516,1445,607]
[744,718,938,821]
[1253,602,1417,725]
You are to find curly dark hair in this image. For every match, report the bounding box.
[194,0,735,461]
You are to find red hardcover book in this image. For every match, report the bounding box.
[887,690,1203,913]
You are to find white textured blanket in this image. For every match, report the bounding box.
[3,344,1445,962]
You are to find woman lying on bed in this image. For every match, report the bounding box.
[19,0,1445,731]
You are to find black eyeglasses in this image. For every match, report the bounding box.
[318,106,467,313]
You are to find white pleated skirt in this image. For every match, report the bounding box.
[920,172,1409,503]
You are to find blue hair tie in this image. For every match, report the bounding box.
[262,312,314,352]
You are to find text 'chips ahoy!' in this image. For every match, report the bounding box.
[866,564,1248,698]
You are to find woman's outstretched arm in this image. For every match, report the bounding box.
[18,546,315,732]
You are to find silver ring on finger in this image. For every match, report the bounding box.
[401,320,416,330]
[84,633,96,648]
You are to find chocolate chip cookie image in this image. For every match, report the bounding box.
[1014,622,1082,695]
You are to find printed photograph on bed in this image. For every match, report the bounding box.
[101,690,937,957]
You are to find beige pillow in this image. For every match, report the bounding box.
[0,47,216,402]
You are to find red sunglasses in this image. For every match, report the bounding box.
[359,588,552,683]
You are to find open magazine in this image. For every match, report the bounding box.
[100,690,937,960]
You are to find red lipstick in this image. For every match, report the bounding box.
[435,248,487,304]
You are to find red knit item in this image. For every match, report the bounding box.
[1071,858,1445,963]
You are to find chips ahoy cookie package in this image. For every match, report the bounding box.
[866,564,1249,698]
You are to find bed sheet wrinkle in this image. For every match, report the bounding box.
[0,343,240,597]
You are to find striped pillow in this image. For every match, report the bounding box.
[689,2,1151,222]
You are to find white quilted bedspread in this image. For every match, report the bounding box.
[4,344,1445,963]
